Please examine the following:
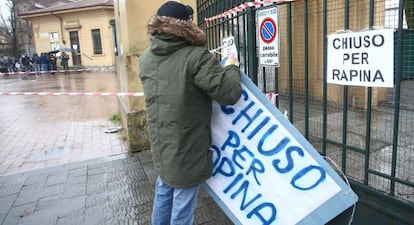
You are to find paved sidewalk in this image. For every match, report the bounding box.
[0,151,232,225]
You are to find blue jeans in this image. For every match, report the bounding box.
[34,64,41,74]
[152,176,199,225]
[41,64,48,71]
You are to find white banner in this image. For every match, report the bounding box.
[204,74,358,225]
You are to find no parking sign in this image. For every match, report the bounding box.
[258,7,280,66]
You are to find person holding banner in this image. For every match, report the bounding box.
[139,1,241,225]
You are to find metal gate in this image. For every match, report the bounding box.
[197,0,414,224]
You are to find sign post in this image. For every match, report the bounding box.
[257,7,280,66]
[327,29,394,87]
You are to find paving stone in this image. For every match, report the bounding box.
[24,174,48,186]
[0,194,17,214]
[134,204,153,225]
[13,192,40,207]
[18,207,59,225]
[7,202,36,219]
[86,176,107,195]
[87,165,106,176]
[67,174,87,185]
[55,196,86,218]
[36,194,63,211]
[63,182,86,198]
[84,204,113,225]
[0,179,7,189]
[46,172,68,186]
[0,183,22,198]
[0,214,5,225]
[19,183,45,196]
[68,167,87,178]
[40,183,65,198]
[57,214,85,225]
[85,193,109,209]
[1,214,21,225]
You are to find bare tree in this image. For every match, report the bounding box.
[0,0,22,57]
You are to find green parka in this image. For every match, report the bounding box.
[139,16,241,188]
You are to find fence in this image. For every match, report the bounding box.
[197,0,414,224]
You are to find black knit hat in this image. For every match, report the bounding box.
[185,5,194,16]
[157,1,190,20]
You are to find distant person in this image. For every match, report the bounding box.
[139,2,241,225]
[40,53,48,72]
[14,59,21,72]
[32,53,40,75]
[8,57,14,73]
[49,53,57,74]
[60,52,70,73]
[22,54,31,74]
[0,55,7,73]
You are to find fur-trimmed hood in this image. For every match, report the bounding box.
[148,16,206,47]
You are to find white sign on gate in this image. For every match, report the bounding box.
[204,72,358,225]
[257,7,280,66]
[222,36,239,61]
[327,29,394,87]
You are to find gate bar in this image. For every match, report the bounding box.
[322,0,328,156]
[304,0,310,139]
[288,3,294,123]
[364,0,375,185]
[390,0,405,197]
[341,0,350,173]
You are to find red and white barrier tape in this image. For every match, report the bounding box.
[0,68,114,76]
[205,0,297,24]
[0,91,144,97]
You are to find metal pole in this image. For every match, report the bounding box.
[390,0,405,197]
[247,5,258,84]
[364,0,375,185]
[322,0,327,156]
[304,0,309,139]
[341,0,350,173]
[288,3,294,123]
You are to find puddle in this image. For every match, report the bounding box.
[30,146,72,161]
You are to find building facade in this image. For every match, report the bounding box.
[20,0,115,67]
[113,0,197,152]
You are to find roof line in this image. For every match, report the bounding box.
[19,0,114,17]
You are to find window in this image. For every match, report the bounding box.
[49,32,60,50]
[91,29,103,54]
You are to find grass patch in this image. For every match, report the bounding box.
[109,113,121,123]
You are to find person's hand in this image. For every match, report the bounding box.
[223,54,240,67]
